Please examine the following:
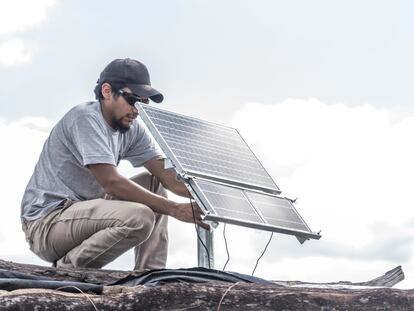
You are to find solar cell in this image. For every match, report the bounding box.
[195,179,263,224]
[245,191,311,233]
[138,104,280,193]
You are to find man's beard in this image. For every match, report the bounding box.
[111,116,130,133]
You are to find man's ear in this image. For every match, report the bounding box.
[101,83,112,99]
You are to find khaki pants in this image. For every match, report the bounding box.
[22,172,168,270]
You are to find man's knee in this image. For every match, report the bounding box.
[125,204,156,240]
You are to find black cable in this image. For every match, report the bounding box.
[251,232,273,276]
[222,223,230,271]
[188,190,211,269]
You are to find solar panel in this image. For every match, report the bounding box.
[188,178,319,239]
[138,104,280,194]
[137,104,320,241]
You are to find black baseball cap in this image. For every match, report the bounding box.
[97,58,163,103]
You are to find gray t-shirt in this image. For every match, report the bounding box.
[21,101,163,221]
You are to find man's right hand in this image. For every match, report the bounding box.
[170,201,210,231]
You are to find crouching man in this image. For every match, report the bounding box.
[20,58,208,269]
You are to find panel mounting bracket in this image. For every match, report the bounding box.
[164,157,175,170]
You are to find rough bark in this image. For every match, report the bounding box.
[0,259,412,311]
[0,259,126,285]
[2,282,414,311]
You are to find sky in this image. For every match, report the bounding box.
[1,0,414,289]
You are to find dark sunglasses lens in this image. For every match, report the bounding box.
[127,96,137,106]
[121,93,137,106]
[120,91,148,105]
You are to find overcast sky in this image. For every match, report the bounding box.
[1,0,414,289]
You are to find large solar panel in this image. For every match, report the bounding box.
[188,178,319,239]
[137,104,320,241]
[138,104,280,194]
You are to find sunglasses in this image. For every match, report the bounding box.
[118,89,149,106]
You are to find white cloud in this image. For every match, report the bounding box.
[230,98,414,288]
[11,116,55,132]
[0,117,54,260]
[0,39,33,65]
[0,0,57,65]
[0,0,56,36]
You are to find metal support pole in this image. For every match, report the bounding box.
[197,226,214,269]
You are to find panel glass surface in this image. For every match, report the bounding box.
[194,179,314,236]
[141,105,279,192]
[196,179,263,224]
[245,191,310,232]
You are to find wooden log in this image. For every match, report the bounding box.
[1,282,414,310]
[0,259,126,285]
[0,259,412,310]
[0,259,404,287]
[275,265,405,288]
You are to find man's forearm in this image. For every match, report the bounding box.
[144,159,191,198]
[106,175,177,216]
[156,168,191,198]
[166,180,191,198]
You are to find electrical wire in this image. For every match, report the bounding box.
[222,223,230,271]
[56,286,98,311]
[188,190,211,269]
[251,232,273,276]
[216,281,241,311]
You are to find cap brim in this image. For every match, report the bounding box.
[128,84,164,103]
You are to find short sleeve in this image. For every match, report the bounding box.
[69,114,116,166]
[122,119,164,167]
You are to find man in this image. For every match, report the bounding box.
[21,58,208,270]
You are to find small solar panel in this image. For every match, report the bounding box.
[138,104,280,194]
[188,178,320,239]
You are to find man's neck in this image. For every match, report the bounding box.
[99,100,115,130]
